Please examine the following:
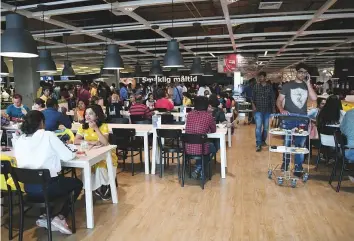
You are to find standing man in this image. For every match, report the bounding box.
[119,83,128,101]
[276,63,317,176]
[76,83,91,106]
[172,83,183,106]
[252,72,275,152]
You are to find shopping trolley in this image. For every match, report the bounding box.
[267,114,311,188]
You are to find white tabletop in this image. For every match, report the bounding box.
[71,123,152,136]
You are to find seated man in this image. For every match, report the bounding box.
[129,95,152,119]
[185,96,216,179]
[42,98,72,131]
[340,108,354,162]
[6,94,30,120]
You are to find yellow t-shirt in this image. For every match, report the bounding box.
[90,87,97,97]
[40,95,48,104]
[183,97,192,106]
[77,123,118,169]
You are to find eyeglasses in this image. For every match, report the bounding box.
[297,71,308,74]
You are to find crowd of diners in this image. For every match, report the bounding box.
[1,80,237,235]
[1,67,353,234]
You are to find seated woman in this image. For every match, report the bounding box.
[155,89,174,111]
[74,100,86,123]
[145,93,156,110]
[208,94,227,124]
[185,96,216,179]
[74,105,118,200]
[14,110,82,235]
[183,92,192,107]
[308,97,326,120]
[106,93,122,121]
[32,98,46,111]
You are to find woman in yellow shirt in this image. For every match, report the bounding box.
[183,92,192,106]
[74,105,118,200]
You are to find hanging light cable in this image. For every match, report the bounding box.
[150,26,163,77]
[190,22,203,75]
[203,37,214,76]
[163,0,184,68]
[37,4,57,73]
[103,1,124,70]
[134,42,143,78]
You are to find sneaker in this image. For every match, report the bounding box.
[94,188,111,201]
[256,146,261,152]
[36,218,59,231]
[51,216,72,235]
[293,165,304,178]
[280,162,289,171]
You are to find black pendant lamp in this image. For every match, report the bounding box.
[169,68,179,77]
[37,5,56,73]
[1,57,9,76]
[62,33,75,77]
[150,60,163,76]
[163,0,184,68]
[190,23,203,75]
[203,37,214,76]
[134,42,144,78]
[1,13,38,58]
[99,42,115,77]
[103,2,124,70]
[203,62,214,76]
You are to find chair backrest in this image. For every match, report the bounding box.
[1,160,12,181]
[112,128,136,138]
[157,129,182,139]
[109,117,129,124]
[319,133,335,147]
[11,167,51,194]
[111,128,136,148]
[130,115,146,124]
[135,120,152,124]
[156,108,167,112]
[334,130,348,155]
[161,114,174,124]
[182,133,208,144]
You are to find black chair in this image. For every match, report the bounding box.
[130,115,147,124]
[156,129,183,178]
[329,130,352,192]
[181,133,212,190]
[135,120,152,124]
[155,108,167,112]
[111,128,145,176]
[161,114,174,124]
[1,161,15,240]
[11,167,76,241]
[315,126,337,170]
[109,117,129,124]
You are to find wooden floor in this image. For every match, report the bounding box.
[2,125,354,241]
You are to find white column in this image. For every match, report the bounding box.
[234,71,241,93]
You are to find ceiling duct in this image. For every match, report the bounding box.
[258,1,283,10]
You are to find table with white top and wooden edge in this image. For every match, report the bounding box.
[4,145,118,229]
[151,125,229,178]
[71,123,153,175]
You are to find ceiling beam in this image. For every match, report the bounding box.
[220,0,236,51]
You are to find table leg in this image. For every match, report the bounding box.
[106,152,118,204]
[220,135,227,178]
[143,132,150,174]
[151,129,157,175]
[228,127,232,148]
[83,164,94,229]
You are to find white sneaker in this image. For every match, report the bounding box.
[51,216,72,235]
[36,218,59,231]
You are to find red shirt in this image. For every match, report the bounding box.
[129,103,152,119]
[185,110,216,155]
[155,98,174,111]
[77,89,91,106]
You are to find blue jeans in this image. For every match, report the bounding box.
[345,149,354,163]
[280,119,309,168]
[254,112,271,146]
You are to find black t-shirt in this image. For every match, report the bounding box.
[280,81,308,115]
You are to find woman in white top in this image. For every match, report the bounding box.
[14,110,83,235]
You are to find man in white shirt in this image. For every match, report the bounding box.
[197,84,211,96]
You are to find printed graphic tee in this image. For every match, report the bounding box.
[280,81,308,115]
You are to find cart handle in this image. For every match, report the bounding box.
[270,113,310,119]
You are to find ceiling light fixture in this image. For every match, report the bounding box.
[190,23,203,76]
[37,5,57,73]
[264,51,268,56]
[210,53,216,58]
[134,42,144,78]
[1,57,9,76]
[99,40,115,77]
[203,37,214,76]
[103,2,124,70]
[163,0,184,68]
[61,33,75,77]
[169,68,179,77]
[0,13,38,58]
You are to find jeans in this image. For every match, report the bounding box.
[25,176,83,217]
[280,119,309,168]
[195,143,216,170]
[254,112,271,146]
[345,149,354,163]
